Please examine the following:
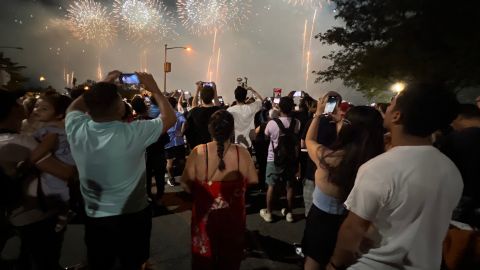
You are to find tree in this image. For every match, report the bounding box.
[0,52,28,90]
[315,0,480,100]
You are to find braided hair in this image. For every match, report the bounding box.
[208,110,234,171]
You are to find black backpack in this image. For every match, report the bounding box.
[271,118,300,179]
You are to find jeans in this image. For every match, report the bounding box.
[84,206,152,270]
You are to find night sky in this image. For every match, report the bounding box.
[0,0,368,104]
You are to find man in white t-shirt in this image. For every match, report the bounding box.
[65,72,176,270]
[227,86,263,149]
[327,83,463,270]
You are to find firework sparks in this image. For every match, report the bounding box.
[285,0,325,8]
[113,0,176,44]
[177,0,252,35]
[305,9,317,91]
[66,0,116,47]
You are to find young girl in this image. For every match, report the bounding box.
[30,91,75,232]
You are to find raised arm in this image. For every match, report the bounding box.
[247,87,263,101]
[192,82,202,108]
[66,95,88,114]
[305,98,328,167]
[137,72,176,133]
[177,92,185,112]
[212,82,221,107]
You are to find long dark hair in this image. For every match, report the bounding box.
[208,110,234,171]
[320,106,385,199]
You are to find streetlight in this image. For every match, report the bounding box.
[391,82,406,93]
[164,44,191,94]
[39,76,46,82]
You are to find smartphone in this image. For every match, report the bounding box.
[273,97,280,104]
[119,73,140,85]
[293,91,303,97]
[218,96,224,104]
[324,96,338,114]
[202,82,213,88]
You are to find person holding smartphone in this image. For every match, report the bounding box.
[227,86,264,149]
[184,82,221,150]
[64,71,176,270]
[303,98,385,270]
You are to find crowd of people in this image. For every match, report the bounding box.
[1,71,479,270]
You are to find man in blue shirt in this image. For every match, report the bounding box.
[65,71,176,270]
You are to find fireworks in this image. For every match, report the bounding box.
[177,0,252,35]
[66,0,117,47]
[284,0,326,8]
[113,0,176,44]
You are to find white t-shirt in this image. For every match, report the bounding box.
[264,117,300,162]
[345,146,463,270]
[0,133,56,226]
[227,100,262,148]
[65,111,163,218]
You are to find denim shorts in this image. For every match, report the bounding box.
[265,162,295,186]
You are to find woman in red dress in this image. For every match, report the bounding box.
[181,110,258,270]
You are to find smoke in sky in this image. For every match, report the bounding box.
[0,0,367,104]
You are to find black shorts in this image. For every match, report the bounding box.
[84,206,152,270]
[302,204,346,265]
[165,145,186,160]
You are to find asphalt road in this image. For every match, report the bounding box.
[2,183,307,270]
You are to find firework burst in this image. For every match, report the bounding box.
[113,0,176,44]
[284,0,326,8]
[66,0,116,47]
[177,0,252,36]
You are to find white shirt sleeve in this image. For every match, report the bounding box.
[250,99,262,113]
[130,118,164,148]
[344,164,389,222]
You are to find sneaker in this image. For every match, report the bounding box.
[281,208,294,222]
[167,178,176,187]
[259,209,273,222]
[293,243,304,258]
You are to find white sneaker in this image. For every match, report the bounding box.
[281,208,294,222]
[286,212,294,223]
[259,209,273,223]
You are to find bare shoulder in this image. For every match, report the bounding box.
[235,145,252,159]
[321,149,344,167]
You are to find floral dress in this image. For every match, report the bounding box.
[191,145,247,270]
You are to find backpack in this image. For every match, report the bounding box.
[271,118,300,180]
